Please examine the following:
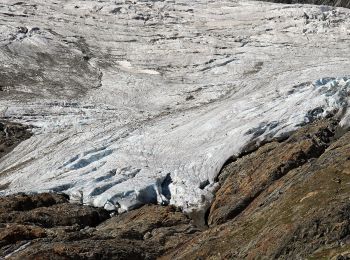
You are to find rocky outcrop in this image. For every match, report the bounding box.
[261,0,350,8]
[208,118,338,225]
[0,193,198,259]
[0,193,68,212]
[0,193,110,252]
[163,118,350,259]
[0,121,31,161]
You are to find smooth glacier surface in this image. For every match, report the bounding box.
[0,0,350,216]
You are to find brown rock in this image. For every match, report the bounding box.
[0,202,110,228]
[0,194,198,259]
[0,121,32,161]
[11,239,148,260]
[208,119,338,225]
[162,119,350,259]
[0,193,68,213]
[0,223,46,247]
[96,204,200,254]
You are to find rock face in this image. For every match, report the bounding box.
[208,118,338,225]
[163,119,350,259]
[0,193,199,259]
[0,121,31,162]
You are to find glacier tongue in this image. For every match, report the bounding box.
[0,0,350,216]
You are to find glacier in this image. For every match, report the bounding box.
[0,0,350,219]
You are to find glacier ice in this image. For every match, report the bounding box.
[0,0,350,218]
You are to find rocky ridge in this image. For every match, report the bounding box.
[0,193,199,259]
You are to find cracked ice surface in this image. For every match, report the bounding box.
[0,0,350,215]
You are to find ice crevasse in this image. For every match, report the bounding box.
[0,0,350,220]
